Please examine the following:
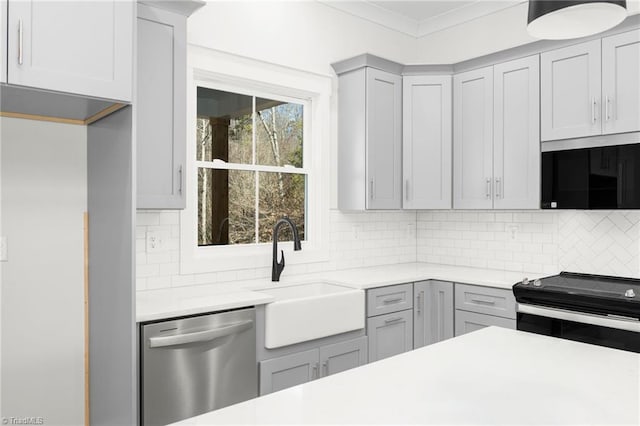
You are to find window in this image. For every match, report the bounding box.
[196,87,308,247]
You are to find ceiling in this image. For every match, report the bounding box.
[318,0,525,38]
[319,0,640,38]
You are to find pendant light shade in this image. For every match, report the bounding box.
[527,1,627,40]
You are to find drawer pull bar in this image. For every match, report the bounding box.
[382,297,403,304]
[470,298,496,306]
[384,317,403,324]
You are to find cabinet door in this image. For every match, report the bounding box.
[7,0,133,101]
[540,40,601,141]
[366,68,402,209]
[602,29,640,135]
[493,55,540,210]
[455,310,516,336]
[414,281,454,349]
[367,310,413,363]
[402,75,452,209]
[319,336,368,377]
[1,1,6,84]
[259,349,318,395]
[136,4,186,209]
[453,66,494,209]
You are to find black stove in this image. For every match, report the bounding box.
[513,272,640,319]
[513,272,640,353]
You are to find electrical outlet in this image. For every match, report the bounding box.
[0,236,7,261]
[352,225,362,240]
[406,223,415,238]
[507,225,519,240]
[146,231,169,253]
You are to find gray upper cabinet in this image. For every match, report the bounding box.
[602,29,640,135]
[319,336,367,377]
[402,75,452,209]
[414,281,454,349]
[454,56,539,210]
[136,4,186,209]
[540,40,602,141]
[1,1,6,84]
[6,0,133,102]
[367,309,413,363]
[493,55,540,210]
[259,349,318,395]
[453,66,494,209]
[337,66,402,210]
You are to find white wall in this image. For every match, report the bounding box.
[0,117,86,425]
[188,0,419,76]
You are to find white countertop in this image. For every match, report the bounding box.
[137,263,551,322]
[172,327,640,425]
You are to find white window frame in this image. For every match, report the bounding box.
[180,46,330,274]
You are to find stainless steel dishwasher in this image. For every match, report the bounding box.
[141,307,258,425]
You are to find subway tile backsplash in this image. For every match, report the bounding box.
[136,209,640,292]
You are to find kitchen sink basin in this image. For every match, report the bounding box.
[256,282,365,348]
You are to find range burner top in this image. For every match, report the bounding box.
[513,272,640,318]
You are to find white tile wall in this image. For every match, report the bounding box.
[136,209,640,292]
[135,210,417,291]
[418,210,640,278]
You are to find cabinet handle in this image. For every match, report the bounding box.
[384,316,403,324]
[495,177,501,199]
[18,20,23,65]
[178,165,183,195]
[416,291,423,315]
[485,178,492,199]
[322,361,328,377]
[405,180,409,201]
[592,97,597,124]
[382,297,403,304]
[312,362,319,379]
[471,297,496,306]
[369,178,374,200]
[605,96,611,122]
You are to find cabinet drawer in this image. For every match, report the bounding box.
[455,310,516,336]
[367,283,413,317]
[455,284,516,319]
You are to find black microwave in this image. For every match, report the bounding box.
[541,143,640,209]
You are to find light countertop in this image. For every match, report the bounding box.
[137,262,551,322]
[172,327,640,425]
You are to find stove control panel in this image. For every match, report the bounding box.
[625,289,636,298]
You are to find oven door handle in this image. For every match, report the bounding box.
[517,303,640,333]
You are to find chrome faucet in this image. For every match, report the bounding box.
[272,217,302,282]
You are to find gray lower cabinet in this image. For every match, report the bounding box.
[259,336,367,395]
[454,283,517,337]
[367,310,413,362]
[319,336,368,377]
[414,281,454,349]
[455,310,516,336]
[259,349,318,395]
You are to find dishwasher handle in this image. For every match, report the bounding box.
[148,320,253,348]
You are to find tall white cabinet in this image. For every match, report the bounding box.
[6,0,133,101]
[602,29,640,135]
[454,55,540,210]
[337,66,402,210]
[402,75,452,209]
[136,3,187,209]
[453,66,494,209]
[1,1,6,84]
[541,29,640,141]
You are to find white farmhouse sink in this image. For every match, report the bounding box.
[256,282,364,349]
